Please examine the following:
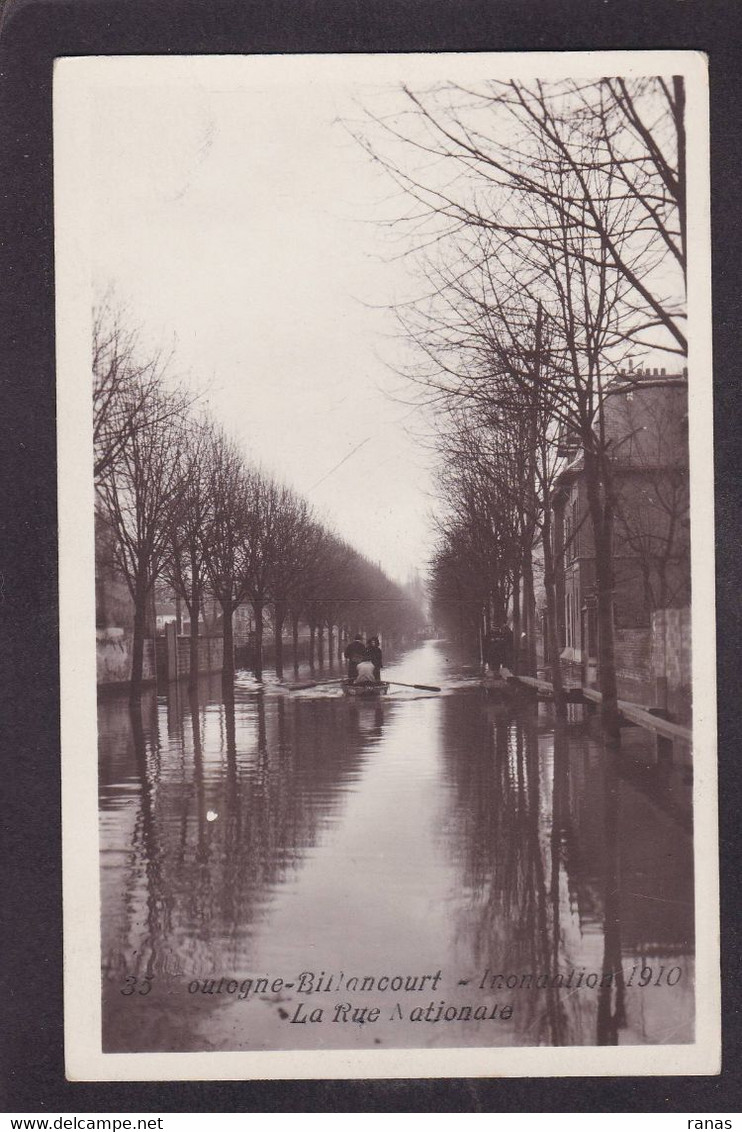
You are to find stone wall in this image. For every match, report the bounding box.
[552,611,691,724]
[651,607,692,725]
[97,628,156,686]
[99,628,224,687]
[614,628,652,705]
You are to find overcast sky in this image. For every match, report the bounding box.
[86,69,436,583]
[70,52,704,585]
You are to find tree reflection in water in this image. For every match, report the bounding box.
[596,739,627,1045]
[440,689,693,1047]
[99,660,693,1052]
[100,676,388,1051]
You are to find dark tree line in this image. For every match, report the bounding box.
[93,307,424,698]
[355,75,688,735]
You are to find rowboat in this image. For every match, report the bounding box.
[341,680,390,697]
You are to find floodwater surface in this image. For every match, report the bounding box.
[99,640,694,1051]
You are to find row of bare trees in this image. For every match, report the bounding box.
[356,75,688,736]
[93,306,424,696]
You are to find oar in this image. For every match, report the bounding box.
[287,677,442,693]
[386,680,441,692]
[286,677,346,691]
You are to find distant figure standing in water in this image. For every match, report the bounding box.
[367,636,383,682]
[344,634,366,682]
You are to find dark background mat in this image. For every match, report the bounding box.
[1,0,740,1112]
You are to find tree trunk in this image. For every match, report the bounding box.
[522,543,537,677]
[317,623,325,668]
[327,623,335,669]
[274,602,286,680]
[584,447,620,740]
[511,570,521,673]
[221,598,235,682]
[594,533,620,739]
[541,502,566,717]
[291,611,300,673]
[188,579,201,687]
[130,576,148,701]
[674,75,687,285]
[252,600,264,680]
[309,623,316,669]
[188,616,199,687]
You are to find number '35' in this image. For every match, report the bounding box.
[120,974,153,996]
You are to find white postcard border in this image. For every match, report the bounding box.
[56,49,719,1081]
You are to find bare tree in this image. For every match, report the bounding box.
[433,396,542,675]
[303,536,356,672]
[97,372,190,696]
[440,299,569,704]
[162,416,214,685]
[239,472,289,682]
[353,75,686,355]
[201,432,254,681]
[93,303,184,482]
[284,523,333,672]
[429,529,488,650]
[268,492,318,680]
[354,75,688,735]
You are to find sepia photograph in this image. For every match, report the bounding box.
[55,50,718,1080]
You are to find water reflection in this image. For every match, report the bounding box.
[99,642,694,1052]
[438,690,693,1047]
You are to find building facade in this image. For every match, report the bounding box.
[551,368,691,718]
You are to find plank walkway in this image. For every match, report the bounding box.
[500,668,692,745]
[501,671,585,703]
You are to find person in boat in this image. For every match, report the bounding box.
[355,655,377,684]
[344,634,366,682]
[366,636,383,682]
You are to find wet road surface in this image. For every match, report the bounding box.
[99,640,694,1051]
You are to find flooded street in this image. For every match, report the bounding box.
[99,640,694,1052]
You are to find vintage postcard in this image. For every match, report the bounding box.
[56,50,719,1080]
